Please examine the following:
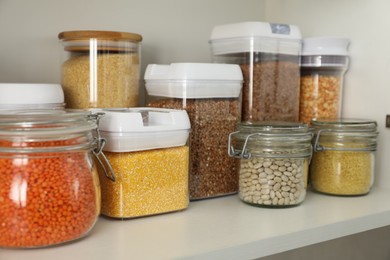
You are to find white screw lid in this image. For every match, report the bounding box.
[0,83,64,107]
[302,37,350,56]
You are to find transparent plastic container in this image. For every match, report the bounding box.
[0,110,109,248]
[209,22,302,122]
[58,30,142,109]
[310,118,378,196]
[144,63,243,200]
[0,83,64,110]
[94,108,190,218]
[229,122,312,207]
[300,37,350,125]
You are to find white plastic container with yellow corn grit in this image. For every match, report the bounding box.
[95,108,191,219]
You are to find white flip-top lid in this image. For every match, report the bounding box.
[94,108,190,152]
[144,63,243,99]
[302,37,350,56]
[301,37,350,68]
[209,21,302,55]
[0,83,64,106]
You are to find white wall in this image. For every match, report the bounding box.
[265,0,390,189]
[0,0,264,105]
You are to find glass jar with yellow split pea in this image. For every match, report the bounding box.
[93,108,191,218]
[310,118,378,196]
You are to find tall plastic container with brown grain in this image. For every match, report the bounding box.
[144,63,243,200]
[58,30,142,109]
[209,22,302,123]
[299,37,350,125]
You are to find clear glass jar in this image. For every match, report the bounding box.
[145,63,243,200]
[299,37,350,125]
[0,110,109,248]
[310,118,378,196]
[94,108,191,219]
[229,122,312,207]
[58,30,142,109]
[209,22,302,122]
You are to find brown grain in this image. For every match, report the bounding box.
[240,61,300,122]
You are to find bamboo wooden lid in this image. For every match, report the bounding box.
[58,30,142,42]
[58,30,142,52]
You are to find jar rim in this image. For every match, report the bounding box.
[237,121,311,136]
[311,118,378,137]
[0,109,96,136]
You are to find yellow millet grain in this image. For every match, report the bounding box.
[61,53,139,108]
[310,147,373,195]
[99,146,189,218]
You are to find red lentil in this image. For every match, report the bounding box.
[0,140,99,248]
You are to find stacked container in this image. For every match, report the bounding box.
[58,30,142,109]
[94,108,191,218]
[209,22,302,122]
[145,63,243,200]
[299,37,350,125]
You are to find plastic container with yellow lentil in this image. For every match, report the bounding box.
[94,108,191,219]
[310,118,378,196]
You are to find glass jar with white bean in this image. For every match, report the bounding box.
[228,122,313,207]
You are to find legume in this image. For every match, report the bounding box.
[239,157,308,207]
[0,140,99,248]
[99,146,189,218]
[299,74,342,125]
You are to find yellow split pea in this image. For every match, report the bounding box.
[98,146,189,218]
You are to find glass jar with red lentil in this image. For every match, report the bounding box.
[0,109,110,248]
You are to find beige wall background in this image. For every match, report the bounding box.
[1,0,390,259]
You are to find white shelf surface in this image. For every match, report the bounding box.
[2,187,390,260]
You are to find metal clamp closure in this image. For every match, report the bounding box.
[229,131,313,161]
[314,129,376,152]
[89,113,116,182]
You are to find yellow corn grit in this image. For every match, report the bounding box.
[99,146,189,218]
